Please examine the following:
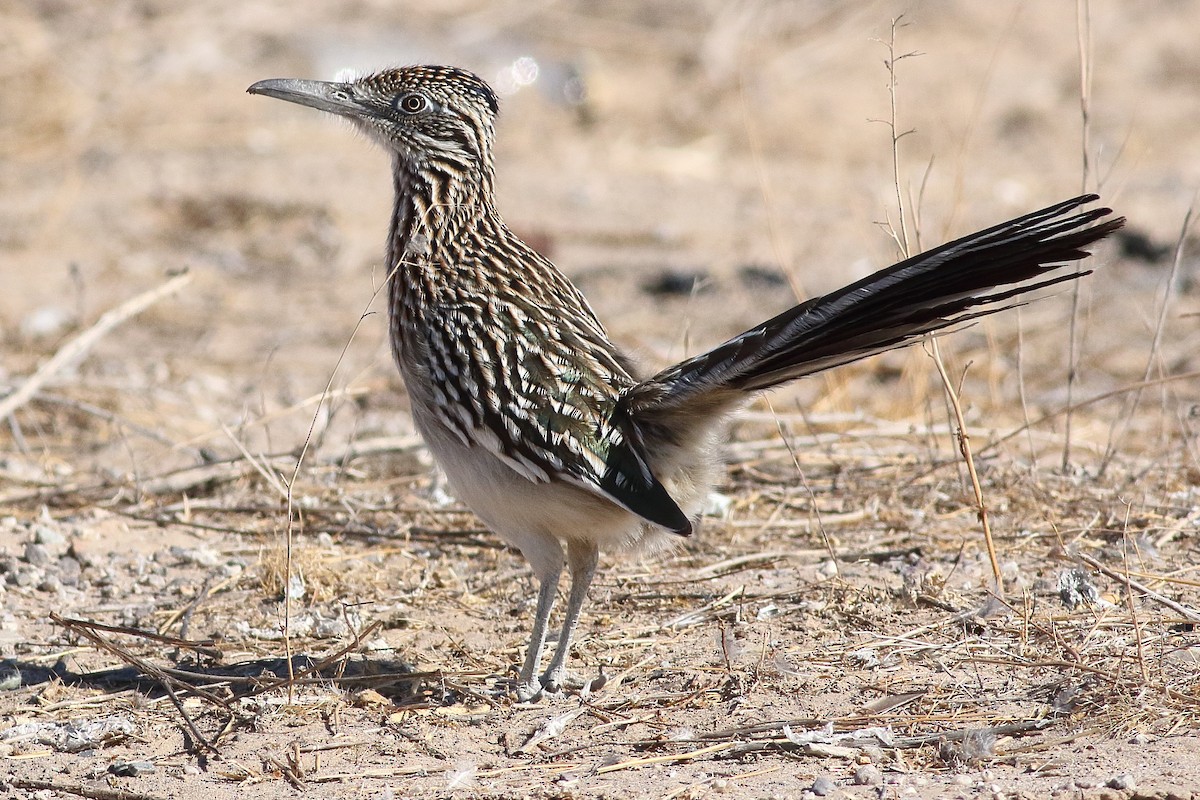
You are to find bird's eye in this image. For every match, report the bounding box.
[397,93,428,114]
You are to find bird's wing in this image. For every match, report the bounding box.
[419,289,693,535]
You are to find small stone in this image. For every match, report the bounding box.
[285,574,306,601]
[853,765,883,786]
[57,556,81,586]
[140,573,166,590]
[22,543,51,567]
[314,617,348,638]
[860,745,885,763]
[174,547,221,567]
[68,542,99,568]
[0,661,21,691]
[33,525,66,547]
[351,689,390,708]
[20,306,73,339]
[1106,774,1136,791]
[38,575,62,593]
[109,760,156,777]
[811,775,836,796]
[11,567,41,587]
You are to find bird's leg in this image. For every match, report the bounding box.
[515,565,561,702]
[541,540,599,693]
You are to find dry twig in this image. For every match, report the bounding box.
[0,271,192,421]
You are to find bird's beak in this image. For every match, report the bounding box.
[247,78,366,118]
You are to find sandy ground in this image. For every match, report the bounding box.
[2,1,1200,798]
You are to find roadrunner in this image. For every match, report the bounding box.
[249,66,1123,701]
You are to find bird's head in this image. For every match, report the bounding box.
[249,65,499,173]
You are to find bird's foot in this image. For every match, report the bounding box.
[510,670,582,703]
[540,666,568,695]
[513,677,550,703]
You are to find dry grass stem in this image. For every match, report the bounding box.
[0,271,192,421]
[929,339,1003,595]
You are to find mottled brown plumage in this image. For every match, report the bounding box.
[249,66,1124,700]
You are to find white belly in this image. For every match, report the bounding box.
[410,401,688,578]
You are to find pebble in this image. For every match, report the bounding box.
[109,760,156,777]
[810,775,836,796]
[23,543,51,567]
[57,556,82,587]
[68,542,99,568]
[285,574,306,601]
[10,567,41,587]
[0,662,21,691]
[33,525,66,547]
[314,617,349,638]
[853,764,883,786]
[1106,774,1136,791]
[20,306,73,339]
[140,573,167,590]
[860,745,885,763]
[171,546,220,567]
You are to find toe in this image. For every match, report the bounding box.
[540,667,568,694]
[514,680,544,703]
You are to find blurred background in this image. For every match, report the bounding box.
[2,0,1197,488]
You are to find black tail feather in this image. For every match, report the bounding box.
[629,195,1124,416]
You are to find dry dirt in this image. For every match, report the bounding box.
[3,2,1200,798]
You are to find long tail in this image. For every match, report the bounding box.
[627,194,1124,421]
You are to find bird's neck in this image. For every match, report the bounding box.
[385,155,498,275]
[384,154,503,366]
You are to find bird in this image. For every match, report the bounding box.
[248,65,1124,701]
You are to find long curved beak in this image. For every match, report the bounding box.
[247,78,366,118]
